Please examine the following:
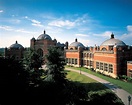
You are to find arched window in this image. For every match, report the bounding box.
[70,48,73,50]
[101,47,107,51]
[37,48,43,57]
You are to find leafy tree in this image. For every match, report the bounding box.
[88,90,124,105]
[23,48,43,70]
[22,48,44,86]
[44,46,67,85]
[0,56,29,105]
[42,47,88,105]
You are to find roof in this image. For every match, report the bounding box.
[37,30,52,40]
[100,34,126,46]
[69,38,85,48]
[9,41,24,49]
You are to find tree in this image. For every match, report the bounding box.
[22,48,44,86]
[0,56,29,105]
[23,48,43,70]
[44,46,67,85]
[42,47,88,105]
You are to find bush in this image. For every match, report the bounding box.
[88,90,124,105]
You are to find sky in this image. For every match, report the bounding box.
[0,0,132,48]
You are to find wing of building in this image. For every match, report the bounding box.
[65,33,132,78]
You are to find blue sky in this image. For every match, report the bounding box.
[0,0,132,47]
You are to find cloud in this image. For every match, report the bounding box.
[75,34,88,37]
[48,20,75,28]
[0,10,3,13]
[30,19,43,27]
[48,14,93,29]
[0,25,37,34]
[0,26,13,31]
[127,25,132,32]
[121,25,132,39]
[93,31,112,38]
[24,16,43,27]
[0,35,31,47]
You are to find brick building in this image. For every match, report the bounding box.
[4,31,132,78]
[4,30,64,61]
[65,33,132,78]
[4,41,25,60]
[65,38,85,67]
[127,61,132,77]
[30,30,57,57]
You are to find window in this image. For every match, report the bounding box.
[90,61,93,66]
[75,59,77,65]
[72,58,74,64]
[83,53,86,57]
[69,58,71,63]
[102,47,107,51]
[89,53,92,58]
[87,60,89,66]
[83,60,86,65]
[100,63,103,70]
[104,63,108,71]
[66,58,68,63]
[109,64,113,73]
[96,62,99,69]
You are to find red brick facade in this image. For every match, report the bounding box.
[127,61,132,77]
[4,32,132,78]
[65,34,132,78]
[4,41,25,60]
[30,30,57,57]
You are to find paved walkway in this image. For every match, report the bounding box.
[66,67,132,105]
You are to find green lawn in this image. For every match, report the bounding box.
[65,66,132,94]
[66,70,110,92]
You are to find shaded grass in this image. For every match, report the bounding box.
[66,70,109,92]
[65,66,132,94]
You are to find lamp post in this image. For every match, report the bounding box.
[128,95,131,105]
[80,65,81,74]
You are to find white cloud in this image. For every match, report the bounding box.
[31,19,43,27]
[121,25,132,39]
[93,31,112,38]
[48,20,75,28]
[10,19,21,24]
[0,26,13,31]
[0,25,37,34]
[0,35,31,48]
[0,10,3,13]
[24,16,43,27]
[48,14,92,29]
[127,25,132,32]
[75,34,88,37]
[31,19,41,24]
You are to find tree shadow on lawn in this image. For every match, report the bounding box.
[73,81,109,92]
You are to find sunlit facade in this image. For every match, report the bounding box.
[65,33,132,78]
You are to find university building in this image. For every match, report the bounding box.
[4,41,26,60]
[65,33,132,78]
[4,30,132,78]
[4,30,64,59]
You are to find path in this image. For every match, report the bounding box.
[66,67,132,105]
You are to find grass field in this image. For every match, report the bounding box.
[66,70,110,92]
[65,66,132,94]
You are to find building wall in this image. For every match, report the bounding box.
[31,39,56,57]
[127,61,132,77]
[65,50,82,67]
[5,48,25,60]
[65,45,132,78]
